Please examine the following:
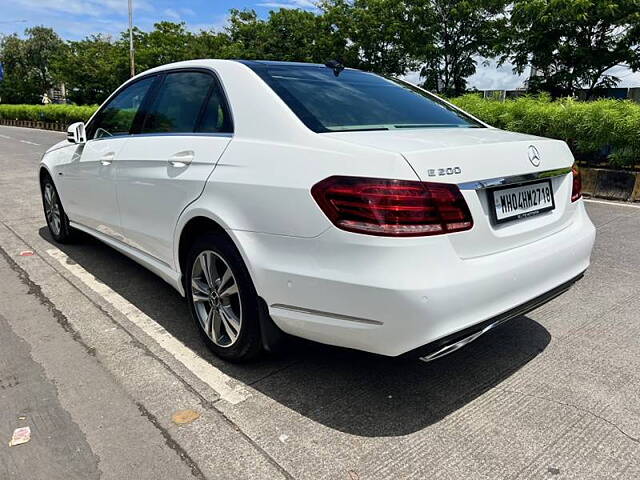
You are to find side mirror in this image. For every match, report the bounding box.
[67,122,87,144]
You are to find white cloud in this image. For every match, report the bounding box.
[163,8,181,20]
[467,57,529,90]
[101,0,152,13]
[13,0,151,17]
[404,58,640,91]
[403,57,530,90]
[466,59,640,90]
[161,7,196,21]
[604,65,640,87]
[186,14,230,33]
[25,16,126,39]
[402,71,421,85]
[256,0,317,9]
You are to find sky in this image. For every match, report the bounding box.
[2,0,639,90]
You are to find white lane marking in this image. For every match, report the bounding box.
[0,134,12,139]
[19,139,40,146]
[584,198,640,209]
[46,248,251,404]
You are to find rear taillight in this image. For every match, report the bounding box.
[311,176,473,237]
[571,164,582,202]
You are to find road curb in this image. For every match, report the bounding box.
[0,118,66,132]
[580,166,640,202]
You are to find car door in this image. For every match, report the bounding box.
[61,75,158,237]
[115,69,233,267]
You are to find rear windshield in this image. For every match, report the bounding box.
[242,62,483,133]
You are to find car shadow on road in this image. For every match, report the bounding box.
[39,226,551,437]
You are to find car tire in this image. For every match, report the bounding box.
[41,174,75,243]
[185,232,262,362]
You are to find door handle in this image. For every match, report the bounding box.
[168,150,194,168]
[100,152,115,166]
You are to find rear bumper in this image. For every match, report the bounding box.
[414,271,583,362]
[234,201,596,356]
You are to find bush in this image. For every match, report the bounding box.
[450,94,640,168]
[0,104,98,126]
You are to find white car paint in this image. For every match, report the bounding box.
[61,136,125,234]
[116,135,231,264]
[41,59,596,357]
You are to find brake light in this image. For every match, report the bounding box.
[311,176,473,237]
[571,164,582,202]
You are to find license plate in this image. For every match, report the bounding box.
[489,180,555,224]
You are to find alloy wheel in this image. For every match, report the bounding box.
[191,250,242,347]
[44,183,62,236]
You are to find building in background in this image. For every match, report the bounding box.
[48,84,67,104]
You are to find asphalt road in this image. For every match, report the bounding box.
[1,124,639,480]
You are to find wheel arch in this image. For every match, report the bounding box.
[175,212,286,353]
[39,165,54,189]
[175,213,258,293]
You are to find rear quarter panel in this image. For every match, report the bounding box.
[179,135,418,238]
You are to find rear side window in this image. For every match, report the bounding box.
[142,71,214,134]
[197,83,233,134]
[91,76,156,139]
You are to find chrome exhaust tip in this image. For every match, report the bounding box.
[419,317,510,363]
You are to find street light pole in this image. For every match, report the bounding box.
[128,0,135,77]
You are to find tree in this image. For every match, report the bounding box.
[133,22,198,72]
[224,9,271,59]
[53,22,234,105]
[23,26,66,95]
[53,35,128,105]
[190,29,235,59]
[222,8,350,64]
[321,0,421,75]
[0,34,32,103]
[416,0,508,96]
[261,8,330,63]
[0,27,64,103]
[507,0,640,98]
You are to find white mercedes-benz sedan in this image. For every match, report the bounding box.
[40,60,596,362]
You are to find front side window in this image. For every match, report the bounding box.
[242,62,483,133]
[91,76,156,139]
[142,71,214,134]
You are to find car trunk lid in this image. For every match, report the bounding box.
[328,128,577,257]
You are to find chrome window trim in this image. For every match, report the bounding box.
[86,132,234,143]
[86,66,235,140]
[458,167,572,190]
[136,132,234,138]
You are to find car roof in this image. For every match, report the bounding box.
[237,60,341,68]
[136,59,354,78]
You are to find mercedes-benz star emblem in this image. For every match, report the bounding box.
[528,145,541,167]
